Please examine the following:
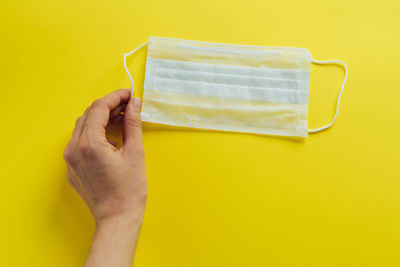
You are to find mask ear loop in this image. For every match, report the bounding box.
[123,42,149,96]
[308,59,348,133]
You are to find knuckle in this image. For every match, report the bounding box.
[132,146,145,159]
[67,175,75,187]
[127,117,142,129]
[78,138,94,156]
[137,189,148,203]
[63,145,73,163]
[75,116,82,126]
[91,99,104,108]
[137,147,145,157]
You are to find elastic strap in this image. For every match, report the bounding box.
[308,59,348,133]
[123,42,149,96]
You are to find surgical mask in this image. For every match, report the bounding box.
[124,37,348,137]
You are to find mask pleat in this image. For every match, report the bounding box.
[141,37,311,137]
[142,90,308,135]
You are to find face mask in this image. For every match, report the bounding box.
[124,37,348,137]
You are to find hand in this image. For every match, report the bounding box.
[63,89,147,267]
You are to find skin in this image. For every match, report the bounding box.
[63,89,147,267]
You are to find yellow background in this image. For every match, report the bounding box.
[1,0,400,266]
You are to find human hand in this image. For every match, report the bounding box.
[63,89,147,266]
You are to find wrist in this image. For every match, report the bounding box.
[94,193,147,226]
[95,204,146,232]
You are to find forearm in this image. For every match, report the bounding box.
[85,212,145,267]
[64,90,148,267]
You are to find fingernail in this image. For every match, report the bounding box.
[132,97,141,111]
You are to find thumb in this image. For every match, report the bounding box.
[122,97,144,155]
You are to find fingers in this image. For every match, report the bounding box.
[71,107,89,143]
[107,138,118,147]
[82,89,131,142]
[110,103,127,119]
[108,115,124,125]
[108,103,127,125]
[64,107,89,166]
[67,166,79,191]
[122,97,144,156]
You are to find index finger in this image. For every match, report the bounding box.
[83,89,131,141]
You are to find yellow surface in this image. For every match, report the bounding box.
[1,0,400,266]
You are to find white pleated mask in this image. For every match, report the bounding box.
[124,37,348,137]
